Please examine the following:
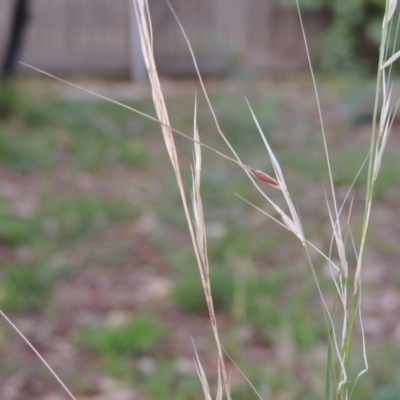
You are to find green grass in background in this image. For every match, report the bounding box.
[0,77,398,398]
[76,315,164,357]
[172,270,234,314]
[0,264,53,312]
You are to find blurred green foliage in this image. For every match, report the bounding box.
[0,87,151,172]
[281,0,387,73]
[40,195,139,243]
[139,361,201,400]
[0,196,138,250]
[0,78,399,398]
[0,265,52,312]
[172,270,234,313]
[76,315,164,357]
[0,211,37,246]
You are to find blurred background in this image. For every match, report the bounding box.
[0,1,399,400]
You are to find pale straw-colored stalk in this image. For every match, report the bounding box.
[0,310,77,400]
[133,0,231,397]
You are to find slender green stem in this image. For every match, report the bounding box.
[340,2,390,396]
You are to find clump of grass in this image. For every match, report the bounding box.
[40,195,139,242]
[0,83,20,117]
[0,265,52,312]
[138,361,201,400]
[0,125,57,173]
[0,211,37,246]
[76,315,164,357]
[0,92,152,172]
[172,270,234,314]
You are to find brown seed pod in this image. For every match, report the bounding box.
[252,169,280,189]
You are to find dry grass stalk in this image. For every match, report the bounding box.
[133,0,231,397]
[0,310,77,400]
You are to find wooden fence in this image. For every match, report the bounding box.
[0,0,325,79]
